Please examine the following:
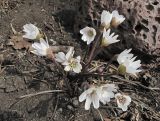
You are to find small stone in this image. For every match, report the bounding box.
[58,108,63,113]
[72,98,79,107]
[67,105,74,111]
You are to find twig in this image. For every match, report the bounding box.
[88,55,117,73]
[111,75,160,91]
[10,23,17,34]
[58,21,63,33]
[132,97,160,119]
[77,73,114,78]
[97,109,104,121]
[77,72,160,91]
[9,90,64,109]
[101,106,119,109]
[88,63,104,72]
[18,90,64,99]
[49,96,59,121]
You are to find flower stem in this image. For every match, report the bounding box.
[83,45,90,62]
[84,30,103,71]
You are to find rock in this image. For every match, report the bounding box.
[74,0,160,58]
[72,97,79,107]
[114,0,160,55]
[67,105,74,111]
[58,108,63,113]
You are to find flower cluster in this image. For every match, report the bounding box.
[80,10,124,46]
[18,9,142,113]
[21,23,82,73]
[79,84,131,111]
[22,24,52,58]
[78,9,141,111]
[101,10,125,29]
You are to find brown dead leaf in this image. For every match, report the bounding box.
[8,35,32,50]
[50,46,73,53]
[104,118,111,121]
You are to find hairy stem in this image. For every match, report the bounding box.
[84,30,103,71]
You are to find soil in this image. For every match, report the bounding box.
[0,0,160,121]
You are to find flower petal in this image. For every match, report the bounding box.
[55,52,66,63]
[92,93,99,109]
[73,63,82,73]
[64,65,71,72]
[66,47,74,61]
[85,96,92,110]
[101,10,113,26]
[23,24,39,39]
[79,91,87,102]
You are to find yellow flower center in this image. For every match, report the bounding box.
[87,30,94,37]
[69,59,77,68]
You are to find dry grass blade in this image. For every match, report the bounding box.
[10,23,17,34]
[18,90,64,99]
[97,109,104,121]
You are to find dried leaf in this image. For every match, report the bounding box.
[104,118,111,121]
[8,35,31,50]
[50,46,73,53]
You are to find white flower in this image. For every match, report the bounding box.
[117,49,133,64]
[99,84,117,104]
[101,29,120,46]
[79,86,101,110]
[115,93,131,111]
[55,47,82,73]
[101,10,113,29]
[55,47,74,64]
[79,84,117,110]
[123,57,142,76]
[80,26,96,45]
[31,38,50,56]
[23,24,40,40]
[111,10,125,27]
[117,49,142,76]
[63,56,82,73]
